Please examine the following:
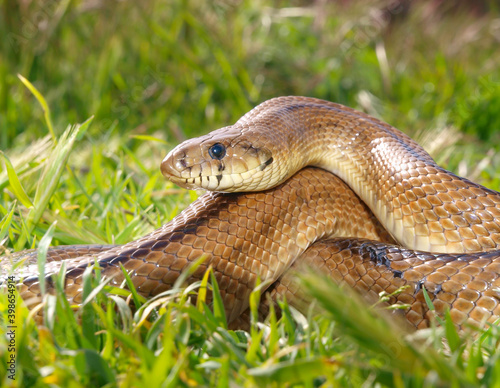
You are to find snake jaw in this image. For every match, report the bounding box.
[163,174,201,190]
[161,132,283,192]
[162,152,277,192]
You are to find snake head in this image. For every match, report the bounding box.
[161,126,285,192]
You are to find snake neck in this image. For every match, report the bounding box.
[259,98,500,254]
[163,96,500,254]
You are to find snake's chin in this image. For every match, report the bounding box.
[166,176,199,190]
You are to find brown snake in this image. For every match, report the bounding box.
[3,96,500,330]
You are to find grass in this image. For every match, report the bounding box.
[1,0,500,386]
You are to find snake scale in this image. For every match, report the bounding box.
[3,96,500,330]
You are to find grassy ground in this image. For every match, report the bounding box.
[1,0,500,386]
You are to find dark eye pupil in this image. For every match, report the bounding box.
[209,143,226,160]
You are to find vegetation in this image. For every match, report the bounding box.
[1,0,500,386]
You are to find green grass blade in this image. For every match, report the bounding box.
[0,202,16,243]
[444,309,462,353]
[209,270,227,329]
[197,265,211,312]
[36,221,56,295]
[74,348,117,386]
[248,357,326,386]
[0,151,34,208]
[119,263,143,310]
[129,134,168,144]
[17,74,56,142]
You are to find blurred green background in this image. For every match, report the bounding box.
[2,3,500,385]
[2,0,499,145]
[1,0,500,248]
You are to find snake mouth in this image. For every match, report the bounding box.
[166,175,202,190]
[165,156,274,191]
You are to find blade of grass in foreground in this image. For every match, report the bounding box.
[36,221,56,295]
[0,152,34,209]
[0,203,15,245]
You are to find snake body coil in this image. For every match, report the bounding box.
[4,96,500,329]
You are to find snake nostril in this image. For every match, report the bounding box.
[176,159,188,169]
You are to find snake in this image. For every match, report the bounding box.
[3,96,500,330]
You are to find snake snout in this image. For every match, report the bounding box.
[160,146,198,185]
[161,144,216,190]
[161,150,184,178]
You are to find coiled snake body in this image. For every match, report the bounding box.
[4,97,500,330]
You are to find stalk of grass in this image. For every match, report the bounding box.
[0,152,33,209]
[17,75,56,143]
[36,221,56,295]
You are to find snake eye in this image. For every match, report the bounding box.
[208,143,226,160]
